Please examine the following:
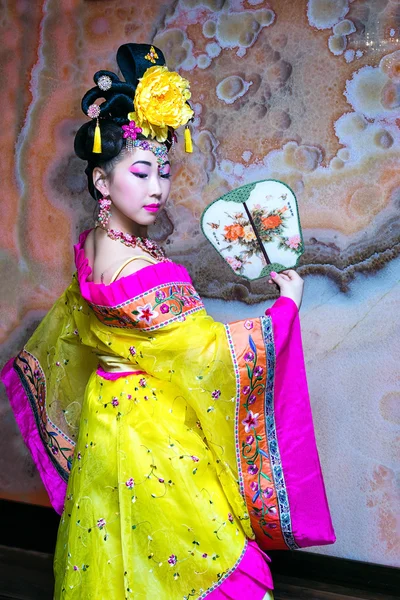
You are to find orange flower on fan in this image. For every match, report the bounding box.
[277,205,288,214]
[224,223,245,241]
[262,215,282,230]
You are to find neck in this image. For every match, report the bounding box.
[106,207,147,238]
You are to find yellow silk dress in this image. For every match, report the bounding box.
[2,230,334,598]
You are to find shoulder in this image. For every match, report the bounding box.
[110,256,159,283]
[83,229,95,262]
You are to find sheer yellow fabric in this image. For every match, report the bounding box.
[43,276,255,598]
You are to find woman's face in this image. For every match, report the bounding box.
[95,144,171,228]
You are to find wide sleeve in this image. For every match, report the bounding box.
[1,276,99,514]
[130,295,335,551]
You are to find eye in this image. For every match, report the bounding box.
[132,173,148,179]
[160,173,171,179]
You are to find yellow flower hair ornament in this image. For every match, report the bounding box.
[128,65,194,143]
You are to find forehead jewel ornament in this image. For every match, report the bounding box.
[131,139,168,166]
[97,75,112,91]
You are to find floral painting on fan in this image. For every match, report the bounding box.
[201,179,305,280]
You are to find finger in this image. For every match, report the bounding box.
[270,271,286,286]
[281,269,299,280]
[278,273,291,281]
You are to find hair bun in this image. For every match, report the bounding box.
[74,120,124,162]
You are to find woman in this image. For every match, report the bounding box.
[1,43,335,599]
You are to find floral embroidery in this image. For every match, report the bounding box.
[227,317,299,550]
[136,303,158,323]
[125,478,135,489]
[286,234,301,250]
[248,394,256,405]
[222,203,303,264]
[225,256,243,272]
[264,487,273,499]
[242,410,259,432]
[211,389,221,399]
[97,518,106,529]
[89,282,204,330]
[247,464,259,475]
[14,350,74,481]
[168,554,177,566]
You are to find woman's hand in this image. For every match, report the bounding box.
[268,270,304,310]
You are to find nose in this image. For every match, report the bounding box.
[149,173,162,198]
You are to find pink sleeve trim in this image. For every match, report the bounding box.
[266,297,336,546]
[74,229,193,306]
[206,540,273,599]
[1,357,66,515]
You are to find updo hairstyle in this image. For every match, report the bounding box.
[74,44,173,199]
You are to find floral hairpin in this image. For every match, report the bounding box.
[87,104,100,119]
[127,65,193,149]
[122,120,143,151]
[97,75,112,91]
[87,104,102,153]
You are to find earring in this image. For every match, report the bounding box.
[96,197,112,230]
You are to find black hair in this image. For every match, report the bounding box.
[74,45,174,199]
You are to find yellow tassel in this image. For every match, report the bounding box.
[93,119,102,154]
[184,125,193,153]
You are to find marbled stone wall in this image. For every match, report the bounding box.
[0,0,399,566]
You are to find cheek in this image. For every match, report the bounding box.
[114,174,145,203]
[162,179,172,197]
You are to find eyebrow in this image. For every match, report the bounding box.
[130,160,171,167]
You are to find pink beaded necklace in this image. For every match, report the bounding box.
[96,198,170,262]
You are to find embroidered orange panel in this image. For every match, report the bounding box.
[226,316,297,550]
[89,282,204,330]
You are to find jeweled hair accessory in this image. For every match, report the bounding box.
[97,75,112,91]
[144,46,159,64]
[122,120,142,151]
[87,104,102,153]
[78,43,194,160]
[87,104,100,119]
[130,139,168,166]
